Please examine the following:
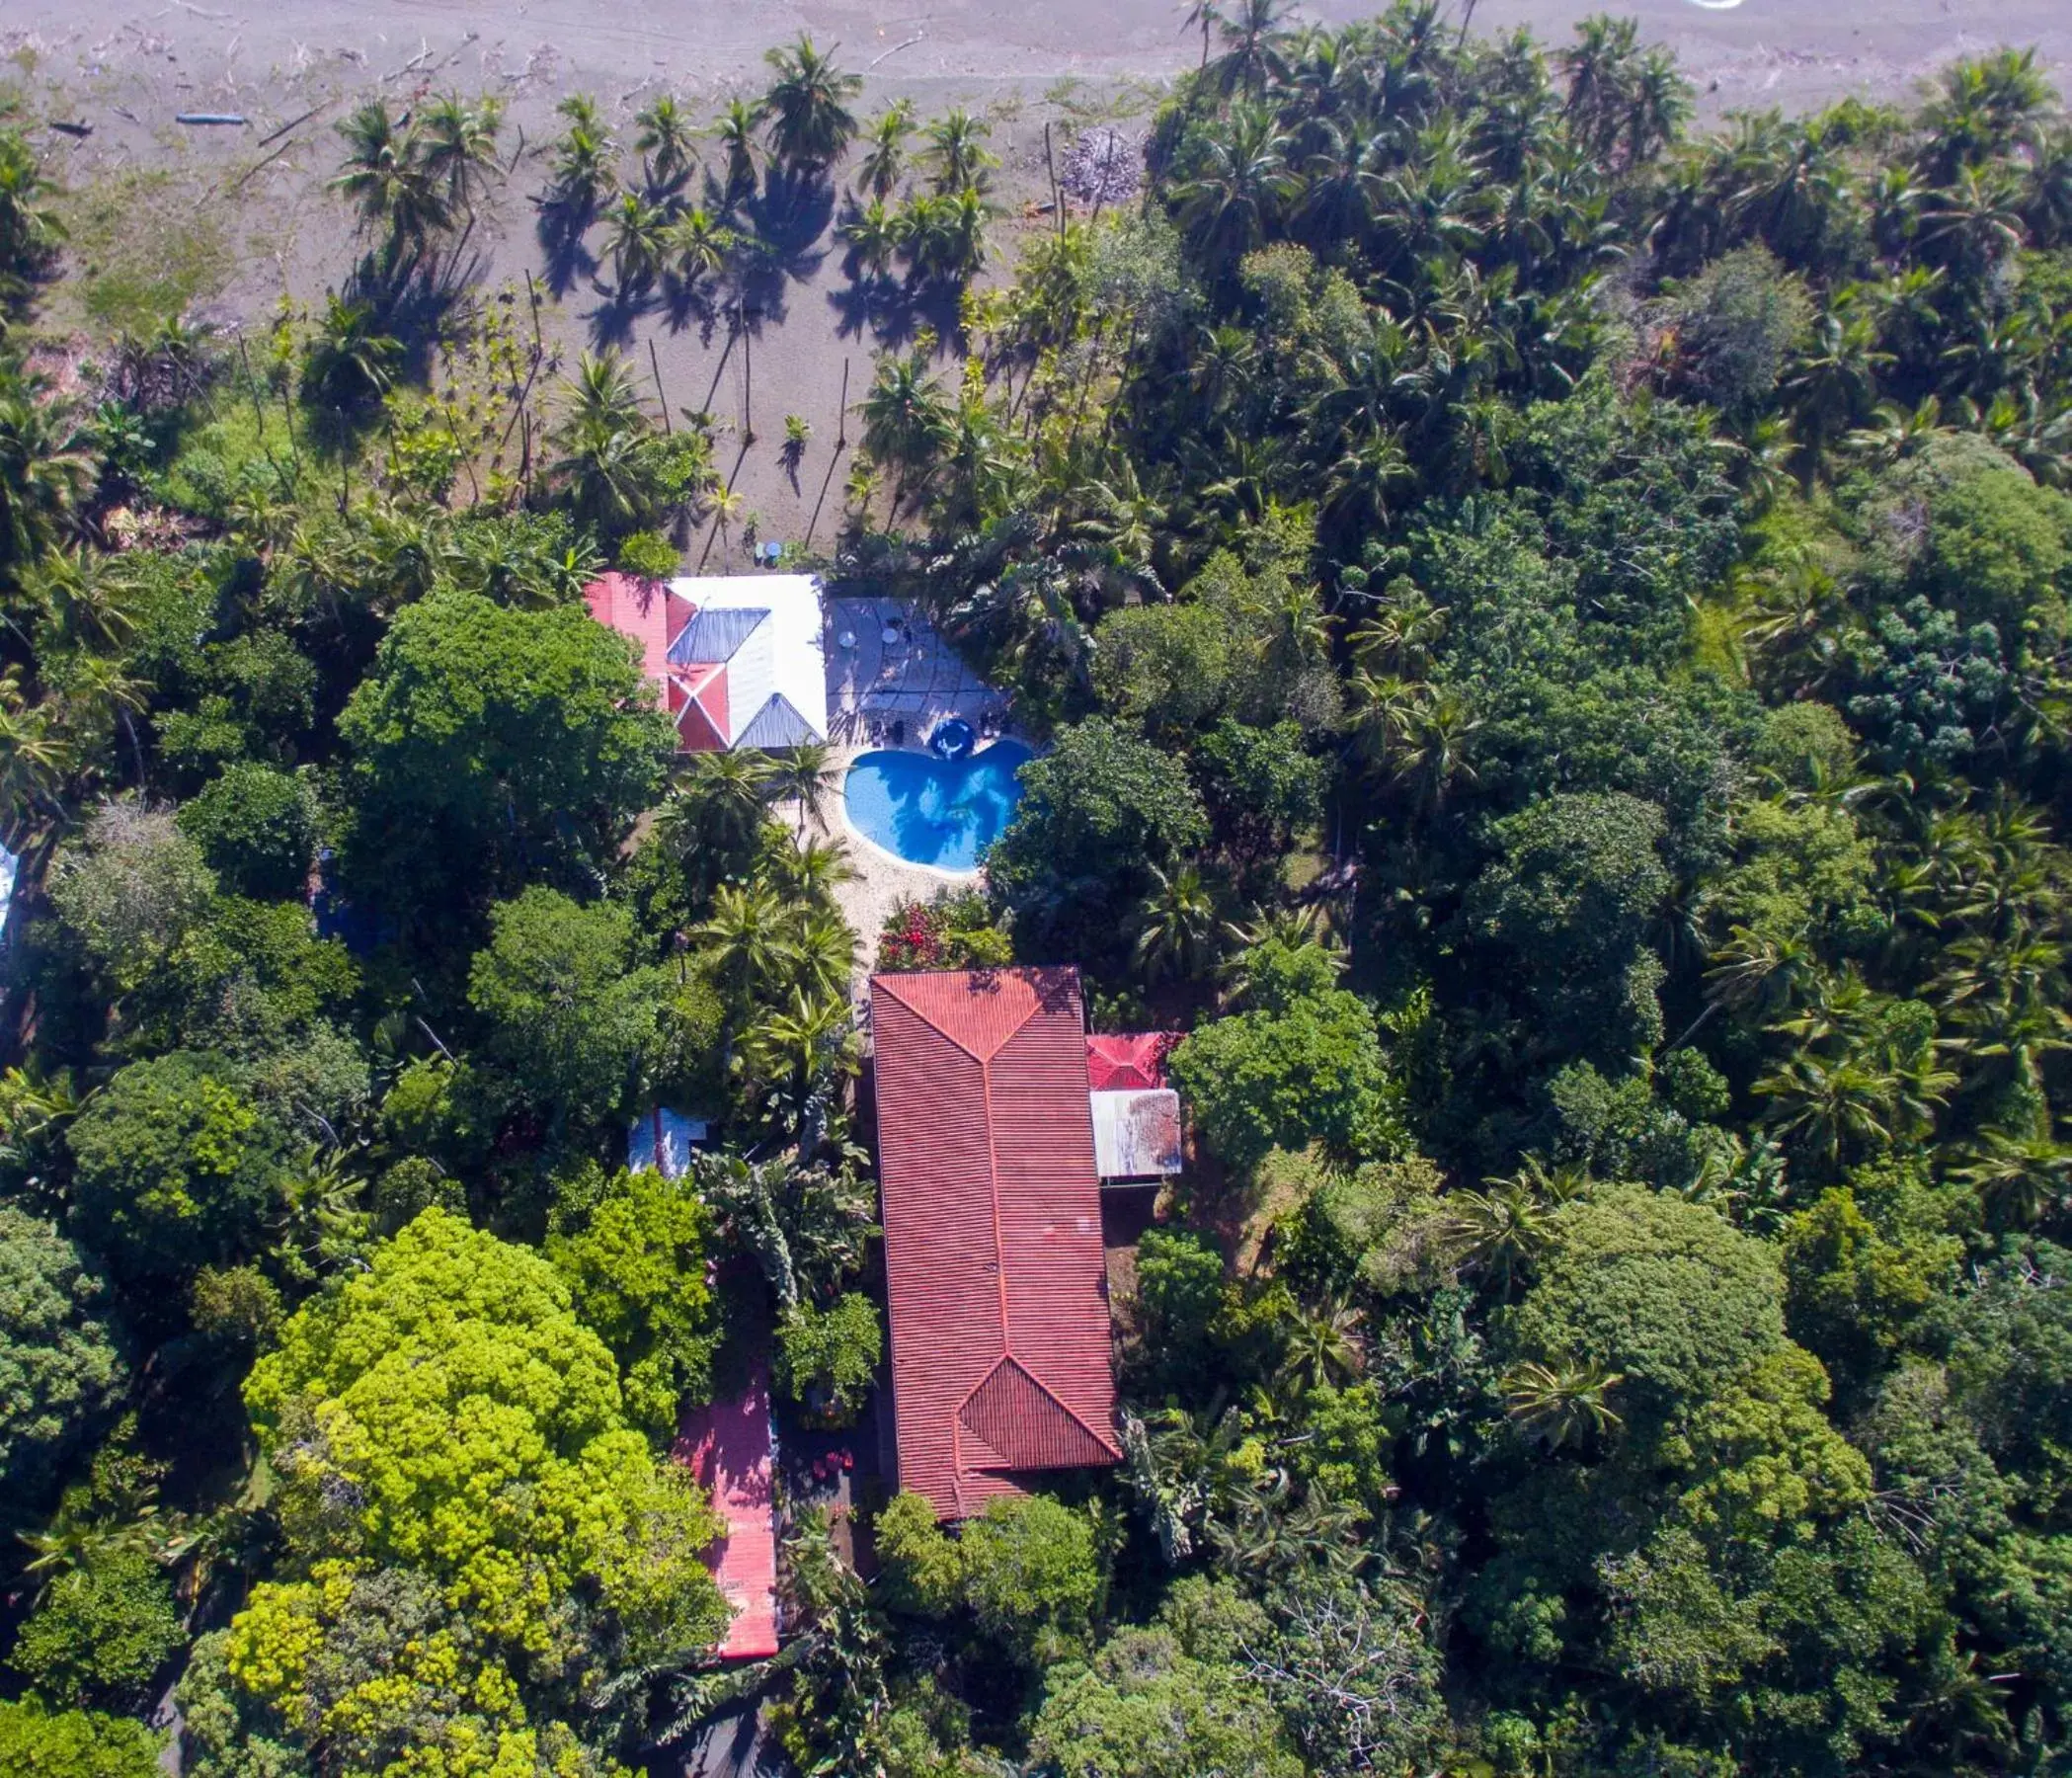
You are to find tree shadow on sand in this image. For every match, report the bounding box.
[535,197,601,300]
[827,265,967,353]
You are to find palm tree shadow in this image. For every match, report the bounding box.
[582,280,653,351]
[656,275,723,342]
[826,272,965,353]
[535,199,599,298]
[341,246,489,385]
[743,167,837,273]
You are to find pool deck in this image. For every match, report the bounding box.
[811,597,1021,1002]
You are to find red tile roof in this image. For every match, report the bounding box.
[1085,1032,1180,1091]
[583,573,685,693]
[870,968,1121,1520]
[673,1350,780,1658]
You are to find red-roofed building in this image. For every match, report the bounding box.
[583,573,829,754]
[1085,1032,1180,1091]
[673,1349,780,1659]
[870,968,1121,1520]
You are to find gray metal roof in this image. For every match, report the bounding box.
[670,605,767,665]
[733,694,824,751]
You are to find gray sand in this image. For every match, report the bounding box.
[4,0,2064,564]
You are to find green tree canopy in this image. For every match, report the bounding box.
[336,589,675,925]
[0,1207,124,1503]
[240,1209,728,1659]
[65,1051,290,1278]
[467,886,660,1127]
[1504,1184,1788,1424]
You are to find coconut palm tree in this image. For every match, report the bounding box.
[759,35,862,177]
[854,101,916,201]
[766,742,839,835]
[0,374,94,568]
[542,97,617,215]
[665,206,737,287]
[923,109,997,197]
[331,102,451,263]
[635,94,698,191]
[839,199,901,279]
[300,294,403,410]
[1133,862,1219,986]
[858,353,955,504]
[713,99,762,203]
[697,880,789,999]
[417,94,506,219]
[0,127,65,300]
[1170,103,1297,272]
[1501,1359,1625,1451]
[1209,0,1293,97]
[602,190,671,290]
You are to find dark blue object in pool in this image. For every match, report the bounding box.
[930,717,976,760]
[844,739,1033,871]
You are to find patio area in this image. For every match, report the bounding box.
[824,597,1008,748]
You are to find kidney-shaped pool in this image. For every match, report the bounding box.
[842,738,1033,872]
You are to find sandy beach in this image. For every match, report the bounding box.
[5,0,2065,565]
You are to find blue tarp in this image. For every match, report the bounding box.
[628,1106,712,1179]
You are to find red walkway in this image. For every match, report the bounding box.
[673,1351,780,1658]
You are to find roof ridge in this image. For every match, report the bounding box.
[956,1352,1120,1464]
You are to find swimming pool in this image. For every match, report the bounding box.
[842,739,1033,872]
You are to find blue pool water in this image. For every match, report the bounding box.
[843,739,1033,871]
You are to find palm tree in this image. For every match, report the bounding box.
[1133,862,1218,986]
[660,749,777,857]
[1170,103,1297,273]
[859,353,954,505]
[714,99,762,203]
[1275,1295,1366,1390]
[417,95,505,219]
[923,110,997,197]
[697,881,788,998]
[1501,1359,1625,1451]
[300,294,402,409]
[602,190,671,290]
[1955,1125,2072,1229]
[559,349,650,435]
[759,35,862,176]
[1209,0,1292,97]
[741,988,859,1119]
[0,376,94,568]
[0,128,65,296]
[766,837,861,905]
[1177,0,1222,73]
[767,742,839,835]
[854,101,916,201]
[330,102,451,262]
[777,913,861,1003]
[665,206,737,287]
[635,94,698,190]
[542,97,617,214]
[17,547,135,651]
[839,200,901,279]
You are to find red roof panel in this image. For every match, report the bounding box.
[1086,1032,1180,1091]
[584,573,687,696]
[871,968,1120,1519]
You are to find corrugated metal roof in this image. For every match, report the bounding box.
[674,1350,781,1659]
[870,967,1120,1520]
[1086,1032,1180,1091]
[671,605,767,665]
[733,694,821,751]
[1090,1089,1183,1179]
[585,573,692,703]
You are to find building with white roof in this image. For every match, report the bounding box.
[583,572,829,753]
